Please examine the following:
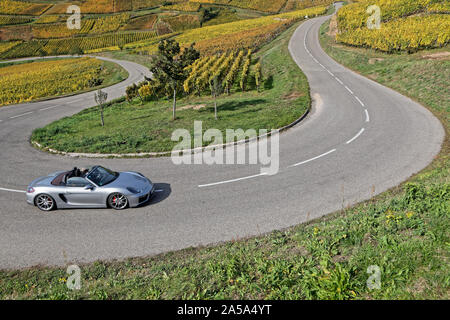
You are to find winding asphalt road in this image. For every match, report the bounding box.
[0,7,444,269]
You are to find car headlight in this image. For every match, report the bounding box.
[126,187,140,194]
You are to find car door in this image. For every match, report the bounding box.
[64,177,103,207]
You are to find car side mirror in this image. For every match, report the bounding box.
[84,184,94,190]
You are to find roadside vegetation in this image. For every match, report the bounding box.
[0,57,128,106]
[336,0,449,53]
[0,160,448,299]
[2,9,449,299]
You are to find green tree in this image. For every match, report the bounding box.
[68,45,83,56]
[126,83,139,103]
[150,40,200,120]
[94,89,108,127]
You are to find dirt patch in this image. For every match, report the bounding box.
[155,20,173,36]
[332,254,349,263]
[362,232,377,245]
[328,14,338,38]
[283,91,304,100]
[179,104,206,111]
[422,52,450,60]
[408,277,430,295]
[368,58,385,64]
[0,25,32,41]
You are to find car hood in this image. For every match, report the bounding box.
[29,176,54,187]
[106,172,152,192]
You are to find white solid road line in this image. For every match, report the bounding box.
[365,109,370,122]
[346,128,365,144]
[198,173,268,188]
[290,149,337,167]
[0,187,26,194]
[9,111,33,119]
[335,77,344,85]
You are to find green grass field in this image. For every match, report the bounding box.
[31,22,311,154]
[1,17,448,300]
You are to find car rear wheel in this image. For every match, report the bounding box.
[35,194,56,211]
[108,193,128,210]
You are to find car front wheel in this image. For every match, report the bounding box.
[35,194,56,211]
[108,193,128,210]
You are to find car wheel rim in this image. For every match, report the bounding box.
[36,195,54,211]
[110,193,127,209]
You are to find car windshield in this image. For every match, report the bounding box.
[86,166,118,186]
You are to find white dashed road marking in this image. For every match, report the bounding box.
[199,173,267,188]
[290,149,337,167]
[40,105,59,111]
[355,96,365,107]
[345,86,354,95]
[9,112,33,119]
[346,128,365,145]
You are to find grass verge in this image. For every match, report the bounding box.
[31,22,310,154]
[1,18,448,300]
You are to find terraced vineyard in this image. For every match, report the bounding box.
[336,0,450,52]
[181,49,251,95]
[1,31,158,58]
[282,0,335,12]
[0,0,329,59]
[0,0,51,15]
[189,0,287,13]
[0,15,32,25]
[0,40,19,54]
[0,58,112,106]
[121,14,158,31]
[160,14,201,32]
[137,5,328,55]
[162,2,201,12]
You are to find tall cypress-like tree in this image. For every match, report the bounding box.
[150,40,200,120]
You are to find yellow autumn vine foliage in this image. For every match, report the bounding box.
[0,40,20,54]
[0,0,51,15]
[336,0,450,52]
[0,58,104,106]
[163,2,201,12]
[138,5,327,55]
[189,0,287,13]
[336,14,450,52]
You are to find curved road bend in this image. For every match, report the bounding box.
[0,8,444,268]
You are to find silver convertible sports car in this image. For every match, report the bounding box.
[26,166,155,211]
